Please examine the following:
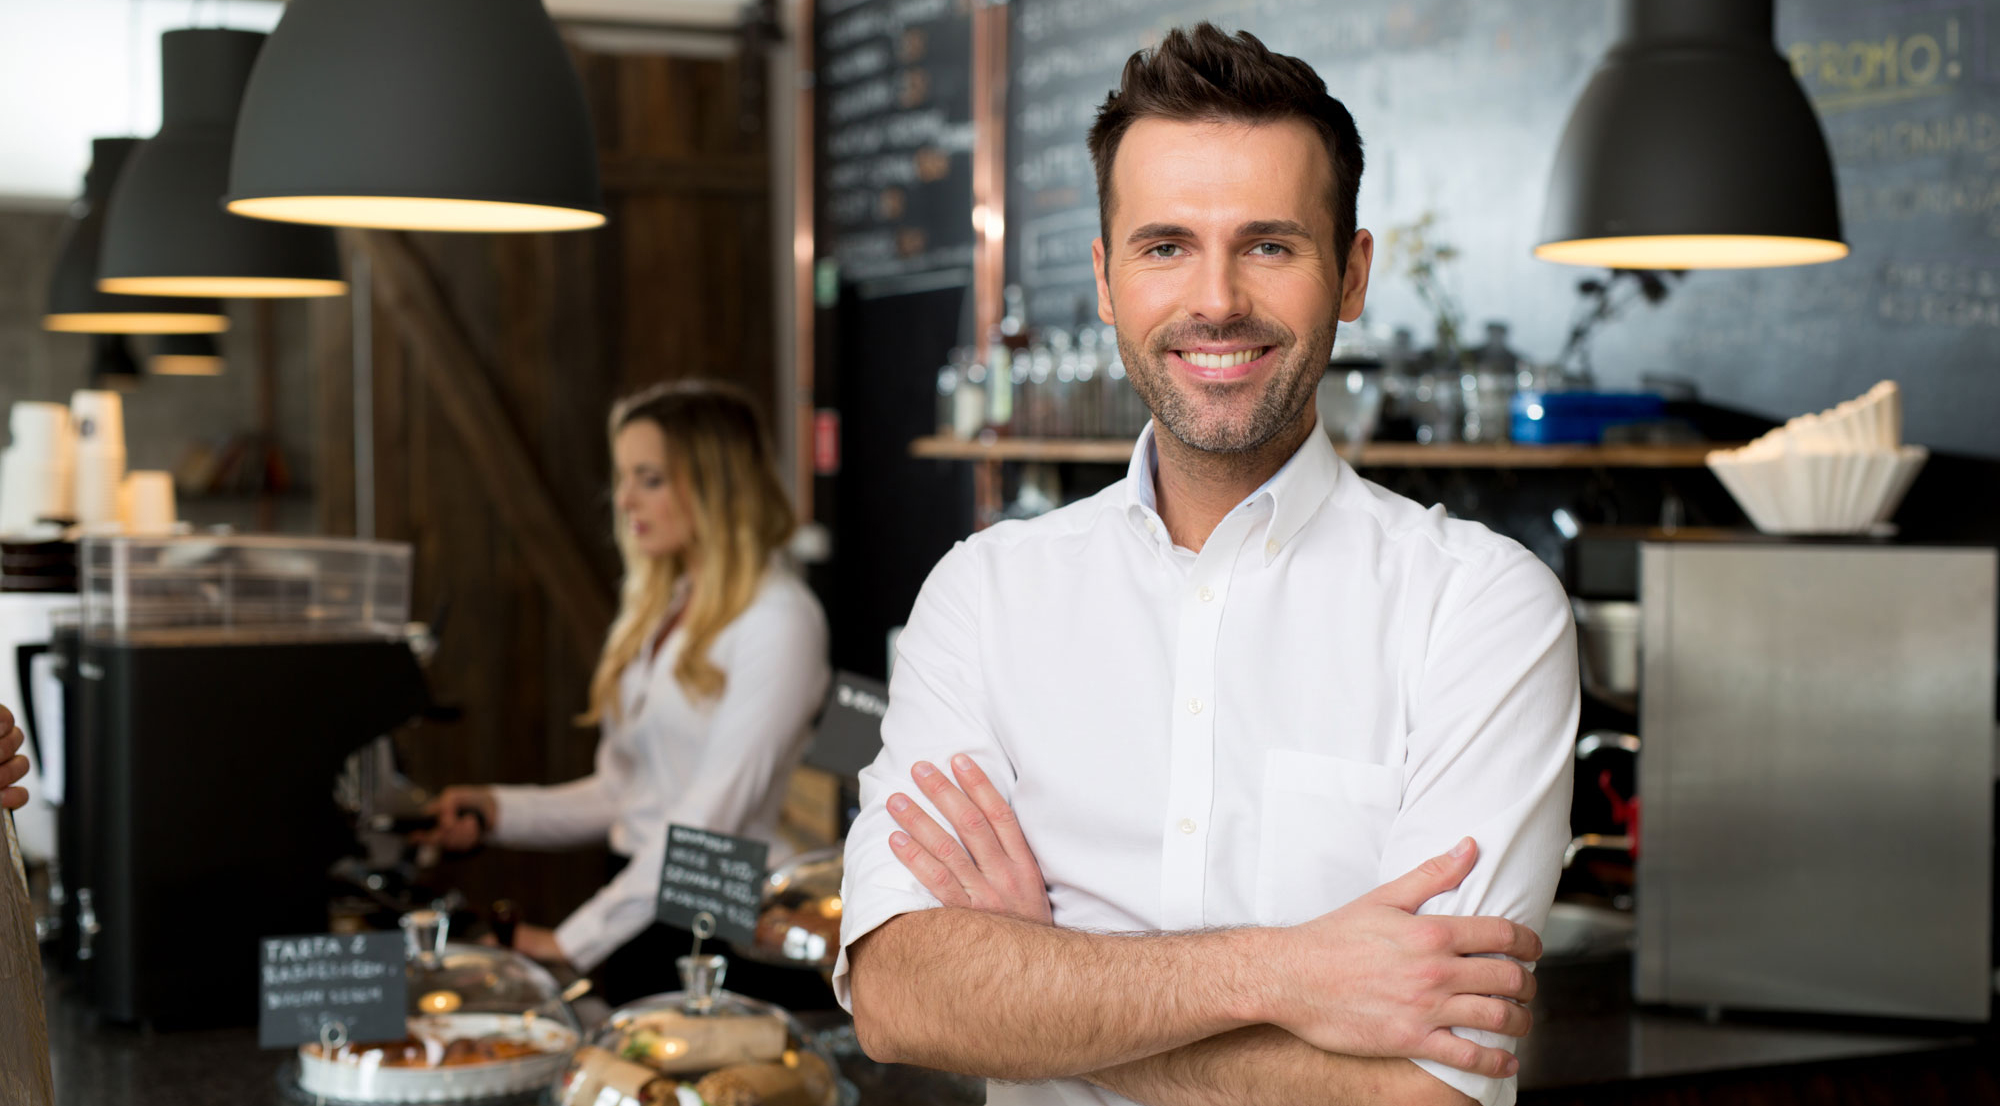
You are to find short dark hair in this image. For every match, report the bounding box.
[1087,23,1364,269]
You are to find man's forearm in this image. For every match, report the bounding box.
[847,908,1269,1080]
[1086,1027,1477,1106]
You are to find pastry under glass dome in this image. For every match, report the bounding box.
[550,948,851,1106]
[289,910,583,1104]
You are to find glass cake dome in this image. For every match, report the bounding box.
[550,949,850,1106]
[289,910,583,1104]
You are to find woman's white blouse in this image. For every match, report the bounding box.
[489,566,829,972]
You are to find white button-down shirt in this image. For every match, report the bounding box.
[836,424,1578,1106]
[490,565,829,972]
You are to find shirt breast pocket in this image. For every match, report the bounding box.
[1254,749,1403,925]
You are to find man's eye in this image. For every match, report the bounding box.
[1147,243,1183,258]
[1251,241,1289,256]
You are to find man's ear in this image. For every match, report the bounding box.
[1093,237,1115,324]
[1337,228,1375,324]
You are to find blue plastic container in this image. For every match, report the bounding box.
[1510,391,1667,444]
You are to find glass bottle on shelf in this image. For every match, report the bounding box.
[1375,326,1420,441]
[1018,336,1049,438]
[984,327,1013,433]
[936,347,965,439]
[1461,321,1518,444]
[1074,326,1103,438]
[1052,329,1080,439]
[955,358,988,440]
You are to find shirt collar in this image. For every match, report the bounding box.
[1122,417,1342,564]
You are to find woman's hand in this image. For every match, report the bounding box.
[886,754,1053,926]
[510,924,572,970]
[413,786,496,852]
[0,706,28,811]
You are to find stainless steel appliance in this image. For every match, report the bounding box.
[1635,539,1996,1021]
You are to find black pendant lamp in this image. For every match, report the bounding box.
[44,138,230,335]
[150,333,225,376]
[98,29,346,298]
[91,335,145,392]
[224,0,605,234]
[1536,0,1847,269]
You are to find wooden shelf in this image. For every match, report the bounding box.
[909,436,1734,469]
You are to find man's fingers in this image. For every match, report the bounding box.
[0,726,20,759]
[910,761,1009,869]
[888,830,970,907]
[1416,1027,1518,1079]
[0,755,27,790]
[0,703,13,732]
[1452,956,1537,1004]
[1361,838,1478,913]
[1,787,25,811]
[1448,915,1543,962]
[1437,995,1533,1039]
[948,754,1035,865]
[887,791,984,888]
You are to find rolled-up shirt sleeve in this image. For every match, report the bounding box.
[488,772,619,851]
[833,541,1012,1012]
[554,587,830,973]
[1385,549,1579,1106]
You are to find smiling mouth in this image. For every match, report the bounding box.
[1176,347,1271,370]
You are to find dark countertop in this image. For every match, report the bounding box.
[38,952,1990,1105]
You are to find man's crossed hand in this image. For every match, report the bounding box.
[883,753,1540,1080]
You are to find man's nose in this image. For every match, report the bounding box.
[1186,250,1250,326]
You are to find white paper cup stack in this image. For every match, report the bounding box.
[0,401,77,535]
[70,390,127,529]
[1706,381,1927,535]
[119,471,177,536]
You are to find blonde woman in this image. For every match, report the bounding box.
[418,381,830,1006]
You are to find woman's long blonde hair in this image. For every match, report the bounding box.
[582,381,796,723]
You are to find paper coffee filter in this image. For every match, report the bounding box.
[1706,446,1926,534]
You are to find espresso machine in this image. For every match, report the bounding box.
[61,535,430,1028]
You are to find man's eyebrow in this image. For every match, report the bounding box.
[1237,219,1313,239]
[1125,222,1194,244]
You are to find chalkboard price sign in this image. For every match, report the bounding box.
[656,825,770,945]
[257,932,406,1049]
[816,0,977,300]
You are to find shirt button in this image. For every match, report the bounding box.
[1146,519,1159,534]
[1179,818,1197,834]
[1196,585,1213,602]
[1265,539,1280,557]
[1186,697,1203,715]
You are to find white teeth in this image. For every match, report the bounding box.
[1181,348,1262,369]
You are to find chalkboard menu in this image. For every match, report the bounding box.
[258,932,406,1049]
[818,0,977,301]
[1001,0,2000,457]
[656,825,769,945]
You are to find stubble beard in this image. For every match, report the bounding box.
[1117,314,1338,455]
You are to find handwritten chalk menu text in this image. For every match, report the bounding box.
[818,0,975,299]
[657,825,770,944]
[257,932,407,1048]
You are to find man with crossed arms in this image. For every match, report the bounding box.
[836,24,1577,1106]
